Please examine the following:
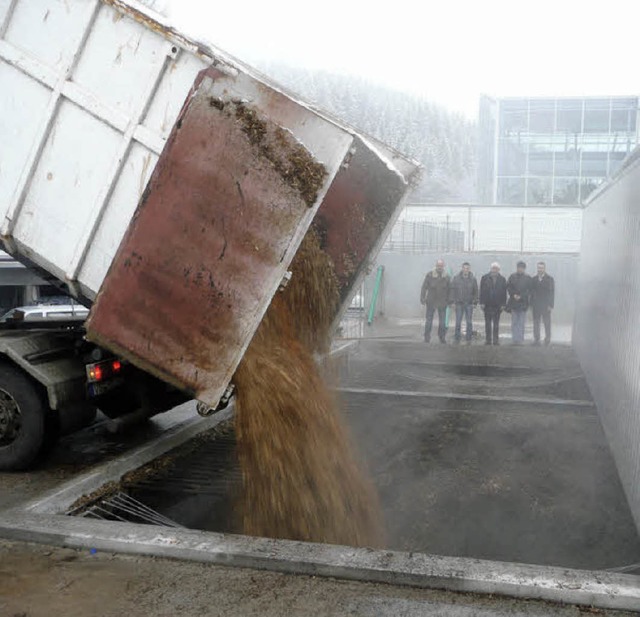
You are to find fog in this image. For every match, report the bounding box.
[165,0,640,118]
[4,2,640,609]
[157,0,640,563]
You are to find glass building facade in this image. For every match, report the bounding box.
[477,96,639,205]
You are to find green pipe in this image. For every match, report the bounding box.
[367,265,384,325]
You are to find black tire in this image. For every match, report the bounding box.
[0,364,50,471]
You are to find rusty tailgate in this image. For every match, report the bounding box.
[85,68,350,407]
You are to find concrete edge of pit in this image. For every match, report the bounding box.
[0,513,638,612]
[20,406,233,515]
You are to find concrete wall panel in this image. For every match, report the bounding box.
[574,156,640,532]
[365,251,578,324]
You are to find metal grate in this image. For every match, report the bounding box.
[68,423,239,532]
[73,491,182,528]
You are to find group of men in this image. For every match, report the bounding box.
[420,260,555,346]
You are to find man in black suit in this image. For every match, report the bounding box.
[530,261,555,346]
[479,262,508,346]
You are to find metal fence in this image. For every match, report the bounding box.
[383,219,465,253]
[383,204,583,254]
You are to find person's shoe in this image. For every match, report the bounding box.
[440,338,447,344]
[484,341,492,346]
[532,340,541,347]
[493,340,500,346]
[424,337,431,344]
[544,339,551,347]
[454,338,461,345]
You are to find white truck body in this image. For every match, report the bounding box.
[0,0,419,471]
[0,0,359,303]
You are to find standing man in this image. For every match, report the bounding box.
[480,262,507,346]
[450,262,478,344]
[507,261,532,345]
[530,261,555,346]
[420,259,450,344]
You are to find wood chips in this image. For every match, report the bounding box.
[234,229,383,546]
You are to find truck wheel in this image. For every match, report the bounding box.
[0,365,49,471]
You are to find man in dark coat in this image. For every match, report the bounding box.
[449,262,478,343]
[420,259,450,344]
[507,260,532,345]
[530,261,555,346]
[480,262,508,345]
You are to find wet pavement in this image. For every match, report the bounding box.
[341,339,640,570]
[0,401,199,512]
[344,339,590,400]
[60,335,640,573]
[340,314,574,346]
[1,332,640,613]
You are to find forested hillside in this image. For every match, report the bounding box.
[257,65,477,202]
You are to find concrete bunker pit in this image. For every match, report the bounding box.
[66,339,640,575]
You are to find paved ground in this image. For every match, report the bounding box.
[74,336,640,572]
[339,314,574,345]
[0,401,199,512]
[342,339,640,571]
[1,329,639,614]
[1,540,636,617]
[345,338,590,399]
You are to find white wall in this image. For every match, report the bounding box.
[366,251,578,324]
[574,157,640,534]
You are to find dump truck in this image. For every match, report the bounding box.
[0,0,420,470]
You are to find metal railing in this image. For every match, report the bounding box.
[383,204,583,254]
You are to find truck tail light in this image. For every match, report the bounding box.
[86,359,124,383]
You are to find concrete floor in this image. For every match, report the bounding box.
[78,335,640,573]
[342,338,640,571]
[3,540,636,617]
[339,314,575,345]
[0,401,203,512]
[2,329,640,613]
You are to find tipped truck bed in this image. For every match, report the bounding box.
[0,0,420,408]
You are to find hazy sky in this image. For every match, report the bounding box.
[166,0,639,118]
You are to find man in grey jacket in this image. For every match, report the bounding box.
[530,261,555,346]
[420,259,450,344]
[449,262,478,343]
[507,261,532,345]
